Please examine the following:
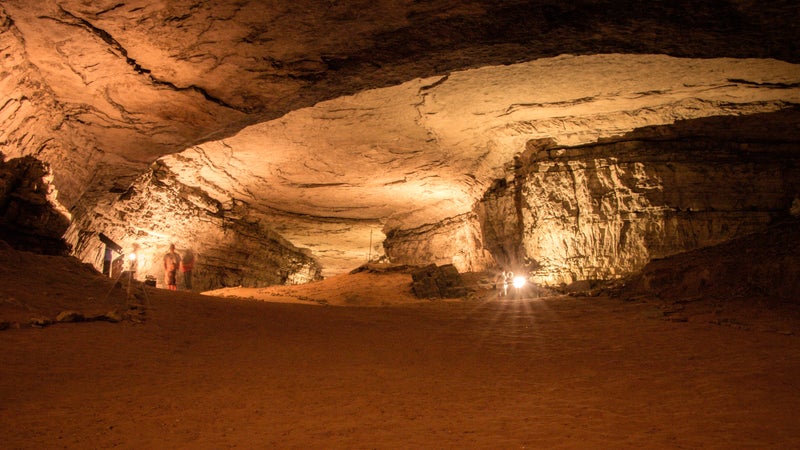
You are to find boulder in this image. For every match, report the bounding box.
[411,264,467,299]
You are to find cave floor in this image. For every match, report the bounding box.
[2,283,799,449]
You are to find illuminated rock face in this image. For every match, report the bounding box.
[1,0,799,288]
[477,112,800,286]
[65,162,322,291]
[153,56,800,283]
[383,213,494,273]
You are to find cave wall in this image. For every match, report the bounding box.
[478,111,800,286]
[2,1,799,284]
[383,212,495,273]
[474,175,524,270]
[0,10,99,210]
[622,218,800,305]
[65,161,321,291]
[0,156,72,255]
[383,111,800,283]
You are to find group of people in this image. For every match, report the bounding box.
[494,268,516,298]
[163,244,195,291]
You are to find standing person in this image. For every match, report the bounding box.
[126,243,140,300]
[163,244,181,291]
[504,270,515,298]
[495,268,510,298]
[128,243,140,278]
[180,249,195,291]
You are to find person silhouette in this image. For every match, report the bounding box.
[180,249,195,290]
[163,243,181,291]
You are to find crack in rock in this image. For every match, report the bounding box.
[41,7,243,112]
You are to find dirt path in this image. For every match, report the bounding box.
[2,289,799,449]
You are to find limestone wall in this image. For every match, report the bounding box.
[383,212,495,273]
[64,161,322,291]
[499,114,800,286]
[0,156,72,254]
[384,111,800,283]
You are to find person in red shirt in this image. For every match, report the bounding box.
[181,249,196,291]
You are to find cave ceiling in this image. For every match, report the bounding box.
[1,0,799,275]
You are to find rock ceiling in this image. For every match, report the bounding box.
[1,0,799,277]
[163,55,799,274]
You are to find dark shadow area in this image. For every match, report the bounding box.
[0,156,71,256]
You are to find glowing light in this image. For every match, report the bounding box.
[128,253,137,261]
[512,275,526,289]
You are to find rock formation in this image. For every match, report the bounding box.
[0,156,71,255]
[0,1,798,289]
[410,263,468,299]
[479,111,800,286]
[65,160,322,291]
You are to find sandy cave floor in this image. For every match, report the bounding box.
[1,247,800,448]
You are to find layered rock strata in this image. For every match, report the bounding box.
[150,55,800,280]
[1,0,799,286]
[65,161,322,291]
[476,110,800,286]
[383,213,494,273]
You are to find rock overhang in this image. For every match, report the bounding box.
[157,54,800,273]
[1,0,799,283]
